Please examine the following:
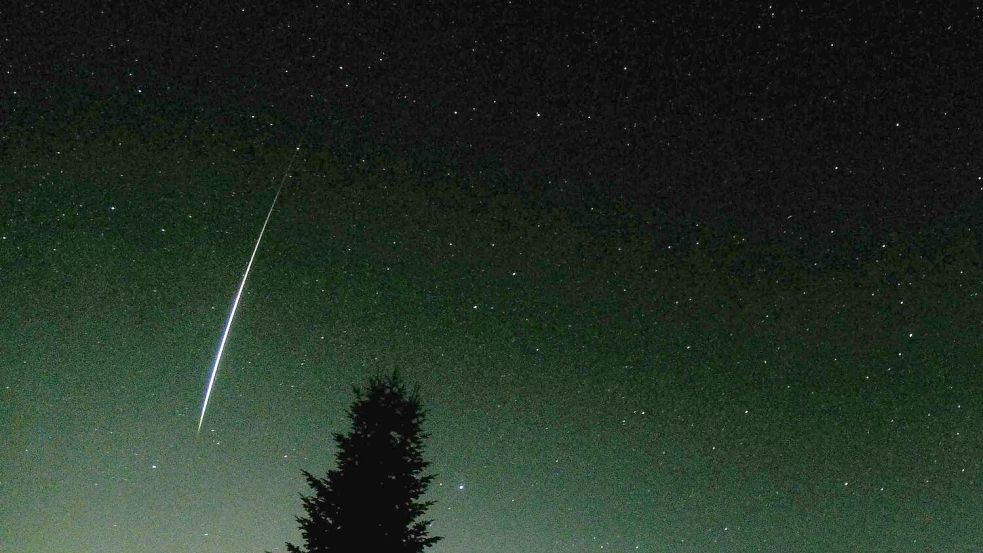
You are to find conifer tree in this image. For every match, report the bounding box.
[284,371,441,553]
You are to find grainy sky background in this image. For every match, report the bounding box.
[2,2,982,552]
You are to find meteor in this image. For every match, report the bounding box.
[197,145,301,433]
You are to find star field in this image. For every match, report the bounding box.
[2,2,982,552]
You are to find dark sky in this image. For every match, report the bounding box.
[2,2,982,552]
[9,2,983,237]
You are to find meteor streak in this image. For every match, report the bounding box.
[197,145,301,433]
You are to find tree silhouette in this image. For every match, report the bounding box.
[284,371,441,553]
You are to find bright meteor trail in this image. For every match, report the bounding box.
[197,146,301,433]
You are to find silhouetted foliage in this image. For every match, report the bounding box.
[284,371,441,553]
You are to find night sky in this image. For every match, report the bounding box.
[3,3,982,552]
